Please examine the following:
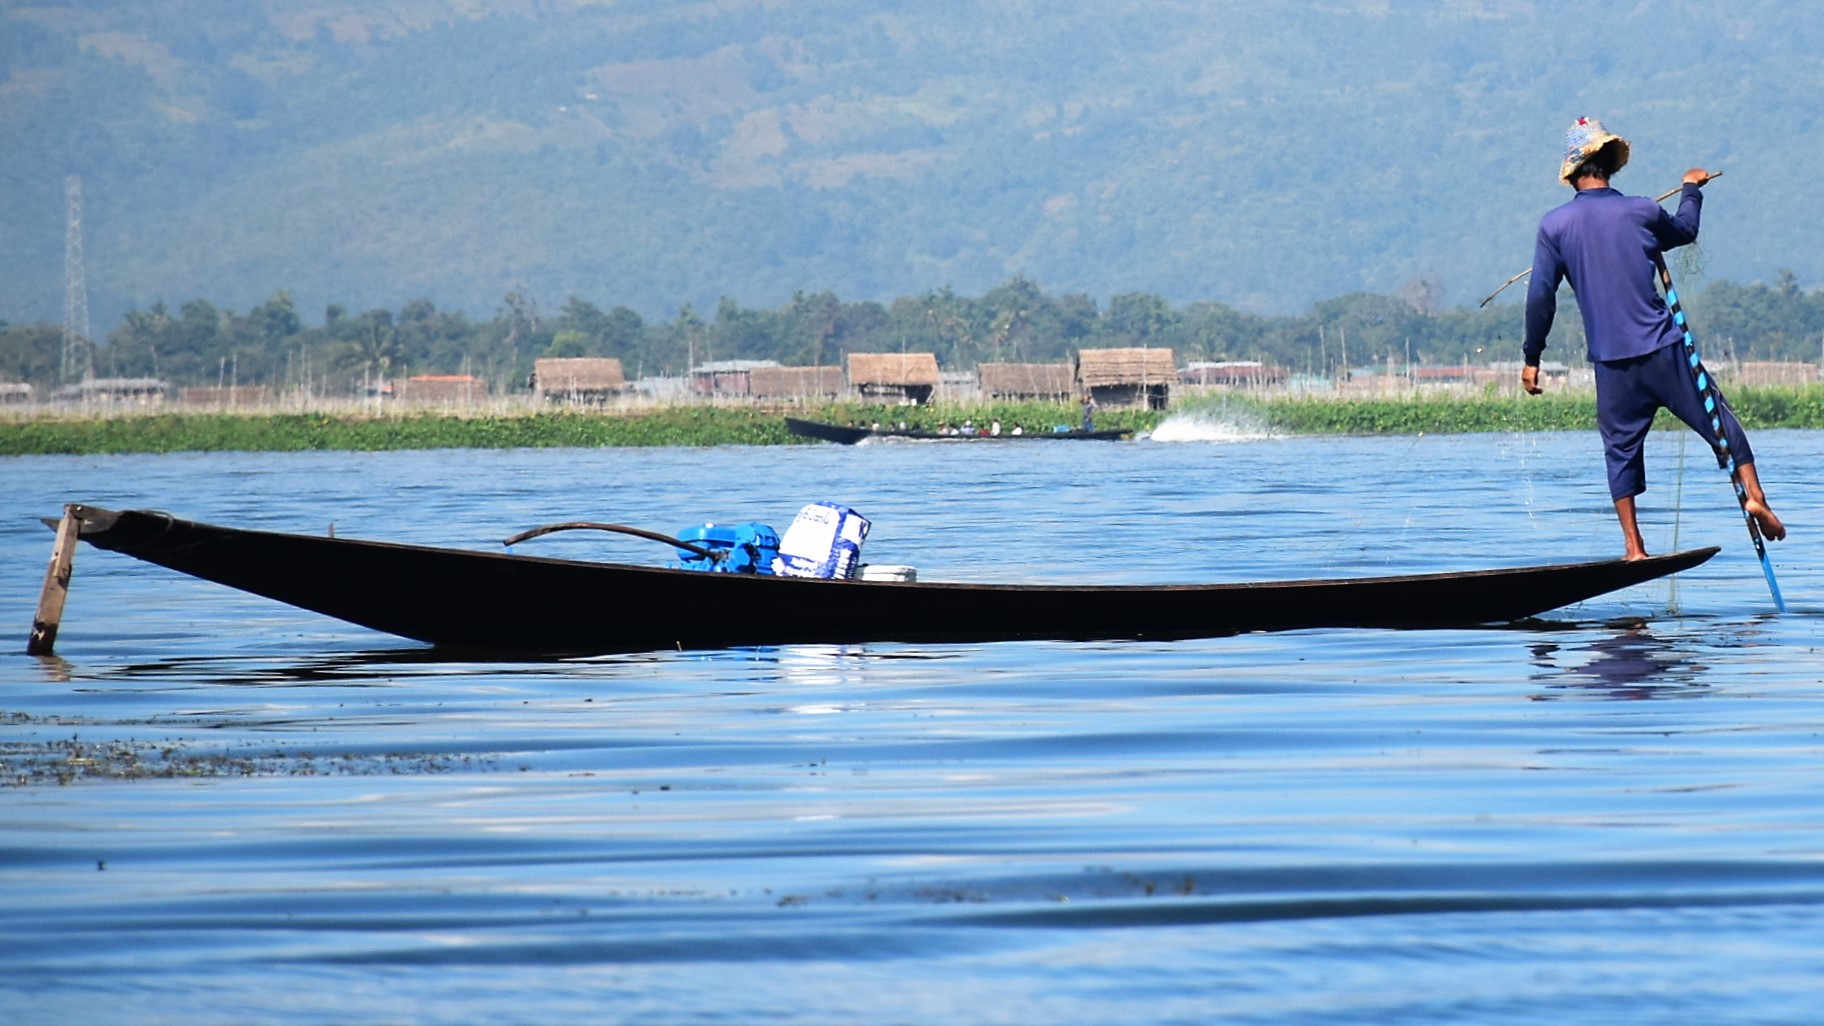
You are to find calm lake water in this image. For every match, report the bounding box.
[3,423,1822,1025]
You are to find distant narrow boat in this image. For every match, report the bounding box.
[785,417,1131,444]
[48,505,1717,656]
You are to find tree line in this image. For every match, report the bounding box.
[4,273,1822,395]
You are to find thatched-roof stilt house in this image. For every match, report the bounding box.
[1076,348,1175,409]
[179,386,272,408]
[846,352,940,405]
[533,358,626,404]
[978,362,1074,401]
[398,375,487,405]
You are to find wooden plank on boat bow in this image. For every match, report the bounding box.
[26,504,79,656]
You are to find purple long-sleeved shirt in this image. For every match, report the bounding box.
[1523,183,1703,367]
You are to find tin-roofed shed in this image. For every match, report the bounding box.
[51,378,169,404]
[689,359,778,397]
[847,352,940,405]
[749,365,845,399]
[1076,348,1175,409]
[1179,361,1289,388]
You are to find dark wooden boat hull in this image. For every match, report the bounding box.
[59,506,1717,655]
[786,417,1131,444]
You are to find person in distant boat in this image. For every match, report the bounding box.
[1522,116,1785,561]
[1080,395,1096,432]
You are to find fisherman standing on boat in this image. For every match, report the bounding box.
[1521,117,1785,561]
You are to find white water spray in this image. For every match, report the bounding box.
[1146,409,1279,443]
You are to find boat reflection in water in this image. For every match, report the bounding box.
[1530,625,1712,700]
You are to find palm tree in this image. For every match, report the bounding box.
[334,310,404,397]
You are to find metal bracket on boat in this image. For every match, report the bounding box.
[502,521,722,561]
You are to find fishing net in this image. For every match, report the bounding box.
[1674,239,1707,283]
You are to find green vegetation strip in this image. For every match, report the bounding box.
[0,403,1153,455]
[1254,393,1597,434]
[0,408,795,455]
[2,388,1820,455]
[1217,385,1824,435]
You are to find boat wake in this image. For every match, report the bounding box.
[1145,410,1279,443]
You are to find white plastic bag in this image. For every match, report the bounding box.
[772,502,870,579]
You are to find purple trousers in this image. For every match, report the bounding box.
[1594,341,1754,501]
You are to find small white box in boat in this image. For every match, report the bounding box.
[859,564,916,582]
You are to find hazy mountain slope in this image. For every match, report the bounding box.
[2,0,1820,333]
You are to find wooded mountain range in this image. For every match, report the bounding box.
[4,0,1821,341]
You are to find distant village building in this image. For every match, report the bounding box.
[628,375,689,401]
[978,362,1074,401]
[1076,348,1175,409]
[1733,361,1819,386]
[847,352,940,405]
[748,365,845,400]
[397,374,486,404]
[689,359,778,397]
[1401,361,1569,390]
[1479,361,1568,384]
[0,382,33,404]
[179,385,271,408]
[532,358,625,404]
[51,378,169,404]
[1409,365,1493,386]
[938,369,978,398]
[1179,361,1288,389]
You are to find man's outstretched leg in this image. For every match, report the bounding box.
[1645,345,1787,544]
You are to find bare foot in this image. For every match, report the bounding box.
[1615,496,1649,561]
[1746,498,1786,541]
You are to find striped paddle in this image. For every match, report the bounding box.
[1653,253,1786,612]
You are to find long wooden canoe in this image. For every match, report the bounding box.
[786,417,1131,444]
[54,505,1716,655]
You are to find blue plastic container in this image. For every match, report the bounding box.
[673,522,780,574]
